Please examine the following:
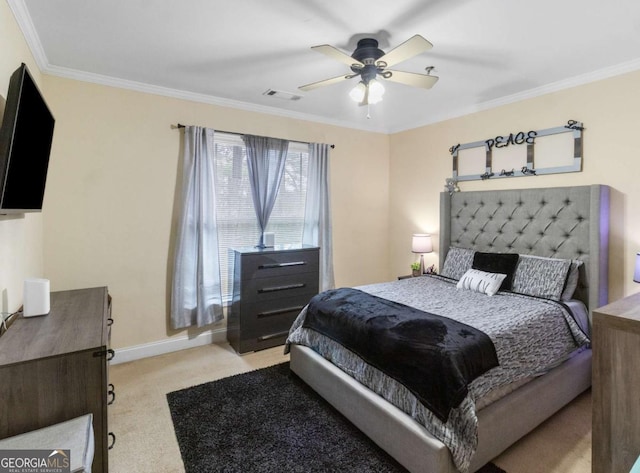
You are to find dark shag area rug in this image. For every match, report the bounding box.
[167,362,506,473]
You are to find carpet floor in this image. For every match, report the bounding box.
[167,362,505,473]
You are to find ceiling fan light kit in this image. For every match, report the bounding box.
[349,79,384,104]
[299,34,438,108]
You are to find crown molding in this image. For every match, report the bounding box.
[479,57,640,109]
[6,0,49,70]
[392,57,640,134]
[10,0,640,135]
[7,0,387,133]
[45,57,640,136]
[42,64,389,134]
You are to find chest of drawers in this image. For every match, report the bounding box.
[0,287,113,473]
[228,245,319,353]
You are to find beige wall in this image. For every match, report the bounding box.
[41,76,390,349]
[0,1,45,313]
[389,70,640,303]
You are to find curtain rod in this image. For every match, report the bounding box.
[172,123,335,149]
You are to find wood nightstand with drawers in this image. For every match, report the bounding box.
[227,245,320,353]
[593,292,640,473]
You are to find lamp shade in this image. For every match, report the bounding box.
[349,81,366,103]
[367,79,385,104]
[634,253,640,283]
[412,234,433,254]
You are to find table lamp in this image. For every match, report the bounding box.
[412,234,433,274]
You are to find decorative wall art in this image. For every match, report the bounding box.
[448,120,584,183]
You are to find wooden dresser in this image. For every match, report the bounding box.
[0,287,113,473]
[593,292,640,473]
[228,245,319,353]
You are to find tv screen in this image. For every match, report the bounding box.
[0,63,55,213]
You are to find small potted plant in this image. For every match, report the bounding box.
[411,262,421,277]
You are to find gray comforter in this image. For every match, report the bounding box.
[286,275,589,473]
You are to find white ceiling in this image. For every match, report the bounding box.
[9,0,640,133]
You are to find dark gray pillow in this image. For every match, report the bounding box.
[472,252,519,290]
[561,259,584,301]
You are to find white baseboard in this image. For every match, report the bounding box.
[110,327,228,365]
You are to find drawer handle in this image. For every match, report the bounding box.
[108,383,116,405]
[258,330,290,342]
[258,306,305,318]
[258,283,305,293]
[108,432,116,450]
[258,261,306,269]
[93,348,116,360]
[107,317,114,326]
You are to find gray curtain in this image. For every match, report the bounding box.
[242,135,289,248]
[171,126,223,329]
[303,143,335,291]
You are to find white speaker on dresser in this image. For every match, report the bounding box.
[263,232,275,247]
[23,278,50,317]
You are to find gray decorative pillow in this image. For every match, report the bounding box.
[457,269,506,296]
[561,260,584,301]
[441,247,475,280]
[511,255,572,301]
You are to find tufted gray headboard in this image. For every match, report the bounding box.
[439,185,609,315]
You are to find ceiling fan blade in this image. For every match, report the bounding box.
[376,35,433,68]
[311,44,364,68]
[383,70,439,89]
[299,74,352,92]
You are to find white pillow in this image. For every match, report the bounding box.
[457,269,506,296]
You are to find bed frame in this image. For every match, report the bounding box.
[290,185,609,473]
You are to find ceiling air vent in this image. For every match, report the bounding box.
[263,89,302,101]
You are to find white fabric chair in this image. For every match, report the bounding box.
[0,414,94,473]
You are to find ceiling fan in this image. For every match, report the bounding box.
[299,35,439,106]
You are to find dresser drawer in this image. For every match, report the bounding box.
[242,272,319,302]
[241,250,319,280]
[242,296,308,322]
[241,332,290,353]
[241,306,302,339]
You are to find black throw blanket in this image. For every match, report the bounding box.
[302,288,499,422]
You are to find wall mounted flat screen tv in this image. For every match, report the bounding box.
[0,63,55,214]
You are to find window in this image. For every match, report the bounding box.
[213,132,309,298]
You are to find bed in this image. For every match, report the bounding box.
[286,185,609,473]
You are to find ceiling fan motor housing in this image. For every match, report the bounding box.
[351,38,386,83]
